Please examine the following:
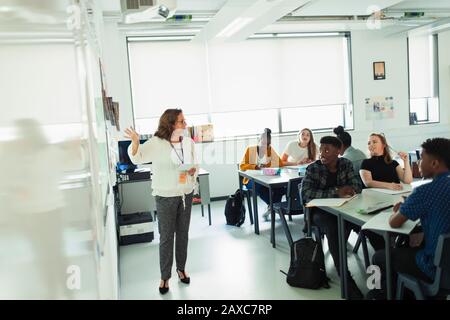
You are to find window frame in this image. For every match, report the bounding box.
[407,34,440,125]
[127,32,354,139]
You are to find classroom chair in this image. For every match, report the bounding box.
[396,233,450,300]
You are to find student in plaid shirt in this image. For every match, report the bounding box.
[300,136,382,299]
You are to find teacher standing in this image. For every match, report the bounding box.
[124,108,198,295]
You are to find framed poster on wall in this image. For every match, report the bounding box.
[373,61,386,80]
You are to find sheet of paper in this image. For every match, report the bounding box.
[361,210,418,234]
[369,184,412,195]
[306,195,357,207]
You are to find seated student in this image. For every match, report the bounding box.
[333,125,367,177]
[370,138,450,299]
[281,128,318,166]
[300,136,364,299]
[240,128,286,221]
[360,133,413,190]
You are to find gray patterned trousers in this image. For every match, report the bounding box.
[155,192,193,280]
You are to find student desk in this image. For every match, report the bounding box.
[118,168,212,225]
[238,168,302,248]
[198,169,212,225]
[315,189,412,300]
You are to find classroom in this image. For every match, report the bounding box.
[0,0,449,302]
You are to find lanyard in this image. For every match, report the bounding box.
[170,142,184,164]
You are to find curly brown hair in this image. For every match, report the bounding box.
[154,108,183,141]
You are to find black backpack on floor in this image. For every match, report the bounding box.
[281,237,329,289]
[224,189,246,227]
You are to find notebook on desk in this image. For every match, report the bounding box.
[306,195,357,208]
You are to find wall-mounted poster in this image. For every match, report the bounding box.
[365,96,394,120]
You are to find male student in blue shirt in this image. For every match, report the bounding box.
[370,137,450,299]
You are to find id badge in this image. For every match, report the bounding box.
[179,171,188,184]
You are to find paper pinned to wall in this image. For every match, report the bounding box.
[365,96,394,120]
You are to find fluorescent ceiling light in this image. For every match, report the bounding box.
[216,17,254,38]
[128,35,193,42]
[124,28,202,36]
[249,32,342,39]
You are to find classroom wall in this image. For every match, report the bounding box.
[102,23,450,198]
[438,29,450,125]
[349,29,450,151]
[102,18,135,133]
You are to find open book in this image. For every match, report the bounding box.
[306,195,357,208]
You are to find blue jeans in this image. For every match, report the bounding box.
[246,180,286,205]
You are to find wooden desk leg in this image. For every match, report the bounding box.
[384,232,392,300]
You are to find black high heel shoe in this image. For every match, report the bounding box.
[159,280,169,294]
[177,269,190,284]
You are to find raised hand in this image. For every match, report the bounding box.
[397,151,409,162]
[124,127,140,156]
[124,127,140,145]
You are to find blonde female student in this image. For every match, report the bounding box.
[125,108,198,295]
[360,133,412,190]
[281,128,318,166]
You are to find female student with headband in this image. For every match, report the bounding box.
[359,133,413,190]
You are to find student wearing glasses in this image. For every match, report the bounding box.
[360,133,413,190]
[125,108,198,295]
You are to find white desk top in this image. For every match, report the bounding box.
[362,210,419,234]
[319,188,405,225]
[239,168,301,185]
